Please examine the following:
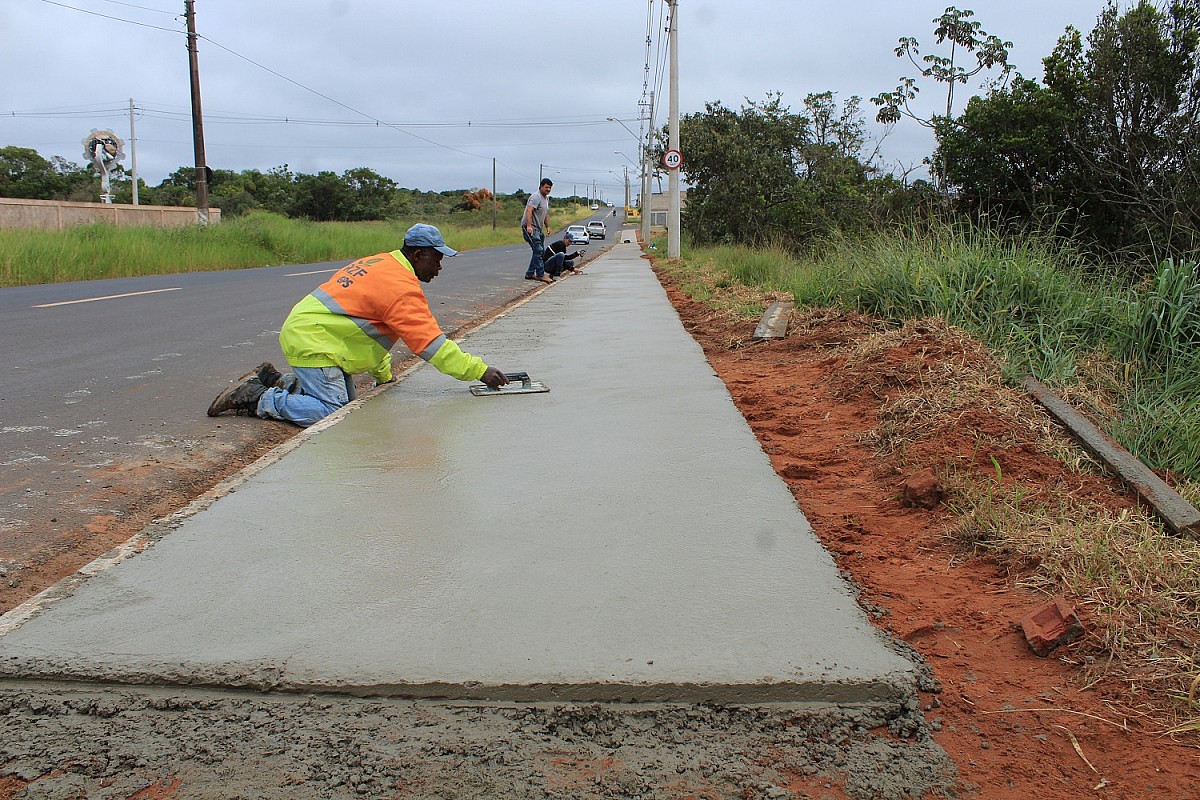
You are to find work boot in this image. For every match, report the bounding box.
[254,361,284,388]
[206,376,267,417]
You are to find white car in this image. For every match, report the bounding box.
[586,220,607,239]
[566,225,589,244]
[590,204,600,210]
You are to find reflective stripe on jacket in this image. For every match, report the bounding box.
[279,250,487,384]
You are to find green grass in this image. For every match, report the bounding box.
[0,205,595,287]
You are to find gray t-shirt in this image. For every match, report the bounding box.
[525,191,549,232]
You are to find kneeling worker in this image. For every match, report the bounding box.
[542,235,587,278]
[207,223,508,426]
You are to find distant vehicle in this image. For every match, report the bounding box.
[586,220,606,240]
[566,225,589,244]
[590,204,599,210]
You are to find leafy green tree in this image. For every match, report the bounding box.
[341,167,397,221]
[289,171,353,221]
[678,93,808,247]
[678,91,880,249]
[873,7,1013,187]
[236,165,296,215]
[1043,0,1200,254]
[1,146,63,199]
[935,77,1074,219]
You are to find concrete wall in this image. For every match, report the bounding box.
[0,198,220,230]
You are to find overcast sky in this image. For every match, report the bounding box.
[3,1,1112,200]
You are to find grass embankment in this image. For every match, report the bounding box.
[0,205,594,287]
[656,225,1200,729]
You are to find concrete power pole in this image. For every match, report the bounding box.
[641,90,653,246]
[128,98,139,206]
[667,0,681,259]
[184,0,209,225]
[623,166,630,214]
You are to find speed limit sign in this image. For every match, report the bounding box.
[662,149,683,170]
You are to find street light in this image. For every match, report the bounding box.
[613,151,639,169]
[606,116,641,142]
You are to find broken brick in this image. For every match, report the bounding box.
[1020,597,1084,656]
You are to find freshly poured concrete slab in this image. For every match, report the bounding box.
[0,245,914,704]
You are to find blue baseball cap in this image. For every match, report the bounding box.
[404,223,457,256]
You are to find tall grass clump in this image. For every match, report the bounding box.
[789,224,1124,385]
[1107,258,1200,476]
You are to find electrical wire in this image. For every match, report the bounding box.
[36,0,181,33]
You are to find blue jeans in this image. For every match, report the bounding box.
[522,228,545,277]
[256,365,357,428]
[544,252,580,277]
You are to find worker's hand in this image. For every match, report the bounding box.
[480,367,509,389]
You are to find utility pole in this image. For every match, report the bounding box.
[641,90,653,246]
[184,0,209,225]
[667,0,680,258]
[492,158,497,230]
[128,98,139,206]
[623,166,630,214]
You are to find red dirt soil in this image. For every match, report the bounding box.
[656,270,1200,800]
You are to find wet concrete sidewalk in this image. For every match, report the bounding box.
[0,243,914,706]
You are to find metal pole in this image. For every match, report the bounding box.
[667,0,681,259]
[129,98,139,206]
[184,0,209,225]
[492,158,497,230]
[624,166,630,215]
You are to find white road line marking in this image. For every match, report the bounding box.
[33,287,181,308]
[284,268,340,277]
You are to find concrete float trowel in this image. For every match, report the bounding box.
[469,371,549,396]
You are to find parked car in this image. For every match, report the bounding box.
[566,225,589,244]
[586,220,606,240]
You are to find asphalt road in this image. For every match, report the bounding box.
[0,212,623,606]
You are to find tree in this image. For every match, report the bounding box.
[456,188,493,212]
[678,91,880,249]
[289,171,353,221]
[935,77,1074,220]
[678,93,808,247]
[0,146,87,199]
[872,7,1013,188]
[341,167,397,221]
[1042,0,1200,254]
[241,165,296,215]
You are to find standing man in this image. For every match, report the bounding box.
[206,223,509,426]
[522,177,554,284]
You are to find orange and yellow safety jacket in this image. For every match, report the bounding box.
[279,250,488,384]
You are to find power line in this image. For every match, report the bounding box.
[32,0,497,167]
[94,0,176,15]
[36,0,181,33]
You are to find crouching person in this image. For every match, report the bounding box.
[207,223,508,427]
[542,236,586,278]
